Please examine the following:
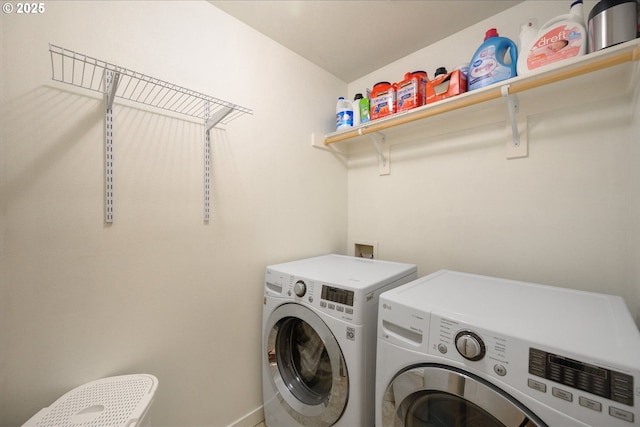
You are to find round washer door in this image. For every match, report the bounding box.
[382,365,547,427]
[265,303,349,426]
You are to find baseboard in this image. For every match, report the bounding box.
[226,405,264,427]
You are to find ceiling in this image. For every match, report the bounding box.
[209,1,523,82]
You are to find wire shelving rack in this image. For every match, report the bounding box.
[48,44,253,223]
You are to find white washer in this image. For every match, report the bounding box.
[376,270,640,427]
[262,254,417,427]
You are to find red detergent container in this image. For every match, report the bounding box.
[396,71,428,112]
[370,81,396,120]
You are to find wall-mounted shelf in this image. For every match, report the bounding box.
[316,38,640,174]
[49,44,253,223]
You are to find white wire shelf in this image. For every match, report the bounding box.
[48,43,252,224]
[49,44,252,125]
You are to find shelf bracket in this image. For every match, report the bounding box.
[501,85,528,159]
[366,130,390,175]
[104,70,117,223]
[205,105,234,133]
[203,105,235,223]
[105,70,120,110]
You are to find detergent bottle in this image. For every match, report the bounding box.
[517,19,539,75]
[336,97,353,131]
[352,94,362,126]
[358,94,370,124]
[468,28,518,91]
[351,93,370,126]
[519,0,587,74]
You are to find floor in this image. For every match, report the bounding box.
[253,422,265,427]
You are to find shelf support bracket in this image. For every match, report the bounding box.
[366,130,390,175]
[104,70,118,224]
[205,105,234,133]
[202,104,234,223]
[202,102,211,223]
[105,70,120,110]
[203,105,235,223]
[501,85,528,159]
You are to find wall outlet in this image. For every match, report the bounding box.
[350,239,378,259]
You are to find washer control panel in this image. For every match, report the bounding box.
[265,270,360,322]
[317,284,355,317]
[321,284,354,307]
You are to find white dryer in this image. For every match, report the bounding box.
[376,270,640,427]
[262,254,417,427]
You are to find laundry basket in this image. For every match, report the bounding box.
[22,374,158,427]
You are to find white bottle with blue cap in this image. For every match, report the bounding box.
[336,97,353,131]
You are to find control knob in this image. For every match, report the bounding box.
[293,280,307,298]
[455,330,486,361]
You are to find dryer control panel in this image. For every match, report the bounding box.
[428,315,511,377]
[424,314,639,426]
[529,348,634,406]
[527,347,636,424]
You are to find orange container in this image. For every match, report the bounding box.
[370,81,396,120]
[426,69,467,104]
[396,71,428,112]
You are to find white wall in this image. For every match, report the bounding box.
[0,1,346,426]
[347,1,640,323]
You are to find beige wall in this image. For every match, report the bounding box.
[347,1,640,323]
[0,1,347,426]
[632,42,640,323]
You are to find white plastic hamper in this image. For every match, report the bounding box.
[22,374,158,427]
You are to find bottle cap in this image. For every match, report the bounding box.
[434,67,448,77]
[485,28,499,40]
[354,93,363,100]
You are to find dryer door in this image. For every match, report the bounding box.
[265,303,348,426]
[382,365,547,427]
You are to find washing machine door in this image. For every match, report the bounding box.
[265,303,348,426]
[382,365,547,427]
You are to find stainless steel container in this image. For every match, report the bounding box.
[588,0,639,52]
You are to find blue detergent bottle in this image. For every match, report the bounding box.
[468,28,518,91]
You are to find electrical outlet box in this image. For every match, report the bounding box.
[350,239,378,259]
